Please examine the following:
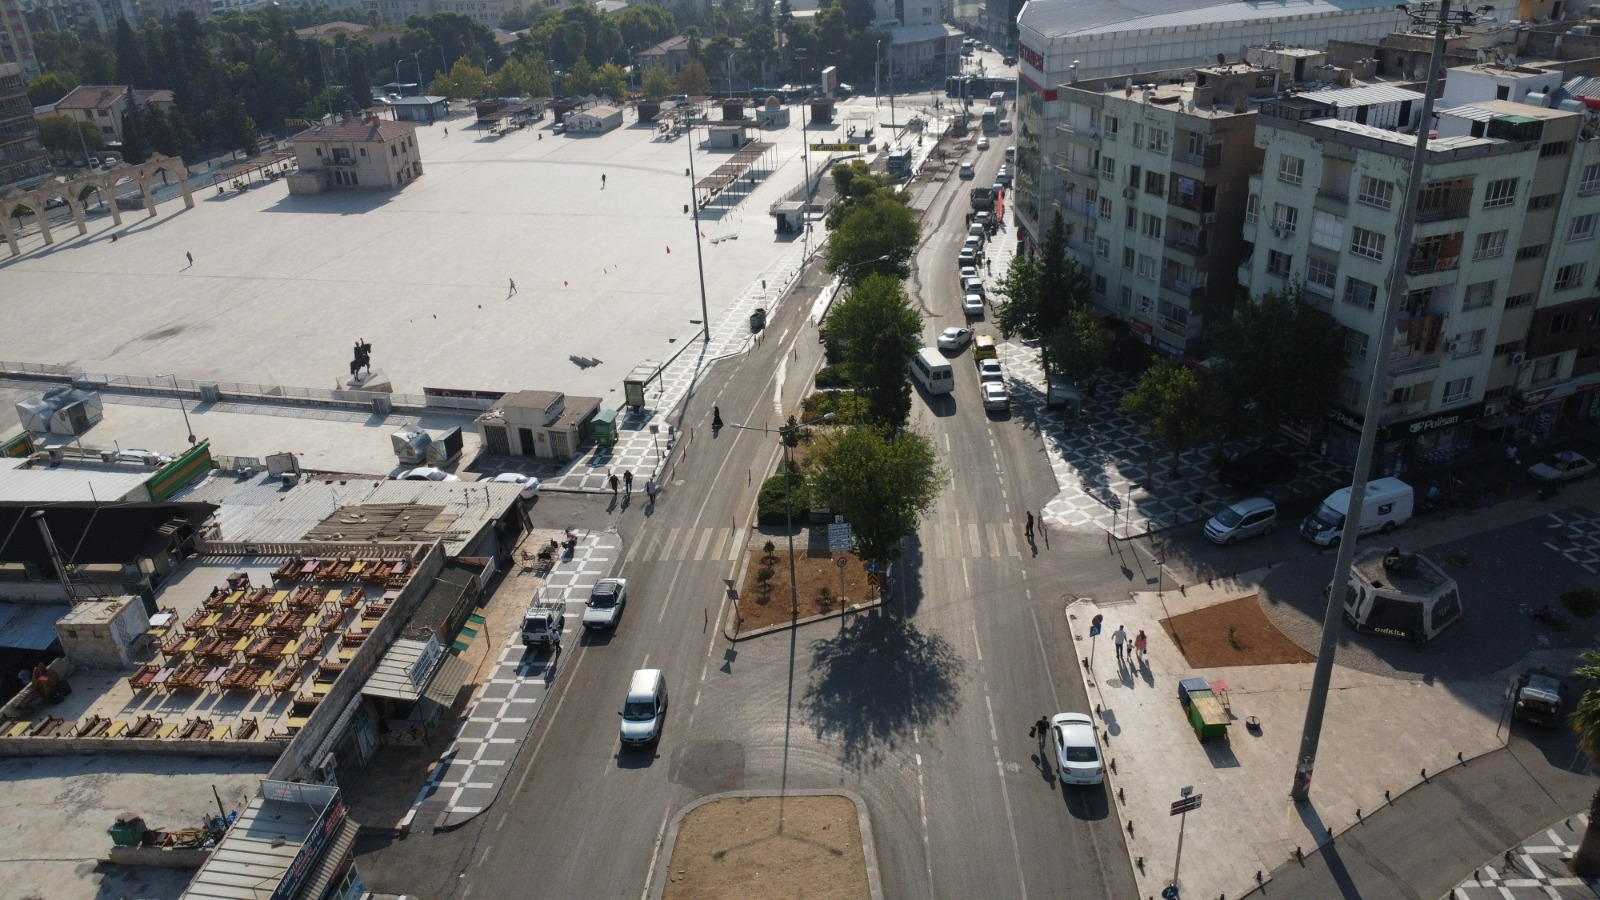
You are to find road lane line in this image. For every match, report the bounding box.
[693,527,714,561]
[773,355,787,417]
[1030,607,1063,712]
[967,522,981,557]
[984,692,1030,896]
[962,557,970,591]
[914,743,933,889]
[640,806,673,900]
[986,522,1000,557]
[971,623,983,661]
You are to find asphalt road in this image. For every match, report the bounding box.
[355,124,1139,899]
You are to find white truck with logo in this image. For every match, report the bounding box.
[521,593,565,647]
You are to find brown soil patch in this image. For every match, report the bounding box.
[1160,596,1315,667]
[662,795,869,899]
[735,546,873,632]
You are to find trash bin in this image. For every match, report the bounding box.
[750,308,767,332]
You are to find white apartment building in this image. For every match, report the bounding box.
[1052,63,1269,358]
[1239,65,1600,471]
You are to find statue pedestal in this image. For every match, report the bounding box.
[346,369,393,393]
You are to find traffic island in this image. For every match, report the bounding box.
[726,546,880,639]
[653,790,881,900]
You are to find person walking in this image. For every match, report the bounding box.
[645,477,657,504]
[509,278,517,295]
[601,173,607,188]
[623,470,633,494]
[1113,624,1128,663]
[444,126,449,136]
[608,473,619,495]
[1029,714,1049,740]
[1134,629,1148,665]
[1505,443,1519,472]
[185,251,193,266]
[1024,511,1034,541]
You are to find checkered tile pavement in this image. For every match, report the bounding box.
[406,530,620,832]
[1448,814,1600,899]
[1542,510,1600,574]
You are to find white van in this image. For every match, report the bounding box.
[1300,477,1413,546]
[619,668,668,746]
[910,348,955,394]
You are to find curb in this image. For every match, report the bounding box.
[722,596,884,641]
[646,789,883,900]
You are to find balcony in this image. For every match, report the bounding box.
[1414,199,1472,223]
[1414,180,1473,223]
[1315,188,1349,213]
[1056,122,1100,146]
[1164,232,1207,259]
[1388,351,1443,376]
[1160,276,1206,299]
[1381,399,1432,421]
[1056,157,1099,179]
[1406,255,1459,275]
[1057,198,1096,221]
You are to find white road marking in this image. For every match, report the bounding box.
[971,623,983,661]
[639,806,673,900]
[984,691,1030,896]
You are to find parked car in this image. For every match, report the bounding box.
[582,577,628,631]
[962,277,986,299]
[959,265,979,282]
[1050,712,1104,785]
[963,234,984,253]
[1527,451,1596,483]
[981,381,1009,411]
[489,472,541,499]
[977,136,990,150]
[1219,447,1299,493]
[938,326,974,350]
[396,467,459,482]
[978,358,1003,382]
[962,293,985,317]
[1203,497,1278,545]
[1510,668,1567,727]
[959,162,975,179]
[996,166,1012,185]
[958,247,979,267]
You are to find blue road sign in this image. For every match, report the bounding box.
[1089,623,1102,637]
[1162,885,1179,900]
[865,561,878,574]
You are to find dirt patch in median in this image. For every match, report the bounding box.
[1160,595,1315,667]
[735,547,873,633]
[662,794,869,899]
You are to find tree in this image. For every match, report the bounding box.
[824,159,899,229]
[862,328,915,429]
[676,58,710,96]
[994,252,1042,338]
[1121,358,1215,478]
[431,57,488,99]
[1037,211,1076,333]
[822,274,922,388]
[114,18,151,87]
[1569,649,1600,876]
[27,71,80,107]
[807,426,948,565]
[36,115,102,160]
[1207,283,1346,444]
[641,64,674,99]
[1043,307,1113,385]
[594,61,629,99]
[496,56,552,97]
[825,193,919,284]
[563,56,596,95]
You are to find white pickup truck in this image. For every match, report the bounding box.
[521,596,564,647]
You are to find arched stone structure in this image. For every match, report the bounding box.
[0,154,195,258]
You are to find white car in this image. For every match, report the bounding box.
[959,266,978,282]
[973,211,992,228]
[981,381,1009,411]
[958,247,979,267]
[938,326,974,350]
[978,358,1003,382]
[396,467,459,482]
[996,165,1012,185]
[969,222,987,239]
[581,577,628,630]
[490,472,542,499]
[962,293,985,317]
[1528,451,1596,483]
[977,136,990,150]
[959,162,975,179]
[963,234,984,252]
[1050,712,1104,785]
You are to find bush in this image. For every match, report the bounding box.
[1562,587,1600,619]
[815,364,849,389]
[804,390,869,425]
[757,472,810,525]
[762,539,776,562]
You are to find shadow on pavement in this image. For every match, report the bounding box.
[800,613,964,770]
[1062,783,1112,821]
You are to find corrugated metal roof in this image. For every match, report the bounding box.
[180,787,332,900]
[1312,84,1424,107]
[1025,0,1401,39]
[0,603,67,651]
[363,638,434,701]
[1440,104,1495,122]
[1307,117,1498,151]
[0,464,153,503]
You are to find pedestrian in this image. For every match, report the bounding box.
[1029,714,1048,739]
[185,251,193,266]
[1134,629,1148,664]
[1505,443,1519,472]
[1113,624,1128,662]
[509,277,517,295]
[609,473,619,495]
[602,173,607,188]
[646,477,657,503]
[623,470,633,494]
[1024,511,1034,540]
[712,405,723,431]
[444,126,448,136]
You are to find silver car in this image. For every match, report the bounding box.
[1203,497,1278,545]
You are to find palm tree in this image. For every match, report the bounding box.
[1568,649,1600,876]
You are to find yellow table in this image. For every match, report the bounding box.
[224,589,244,605]
[233,635,253,653]
[324,590,343,607]
[105,721,128,738]
[201,612,221,628]
[157,722,178,739]
[252,613,269,629]
[6,720,30,738]
[349,560,367,575]
[271,590,289,606]
[179,636,200,654]
[210,724,230,740]
[286,716,308,732]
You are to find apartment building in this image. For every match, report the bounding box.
[1052,64,1268,357]
[0,61,48,190]
[1239,64,1600,471]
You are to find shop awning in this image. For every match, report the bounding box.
[424,653,471,706]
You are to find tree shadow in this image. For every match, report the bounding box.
[800,614,965,770]
[897,532,926,616]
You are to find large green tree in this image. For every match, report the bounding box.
[495,56,552,97]
[1207,283,1345,444]
[807,426,948,565]
[862,326,916,429]
[36,115,102,159]
[822,274,922,387]
[1122,358,1215,478]
[1043,307,1113,386]
[641,64,674,99]
[26,71,80,106]
[676,58,710,96]
[825,193,919,284]
[1570,649,1600,876]
[430,57,488,99]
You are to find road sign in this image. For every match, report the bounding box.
[836,556,847,568]
[828,522,853,553]
[1089,623,1101,637]
[866,572,880,589]
[1162,885,1180,900]
[1170,794,1202,815]
[865,561,878,574]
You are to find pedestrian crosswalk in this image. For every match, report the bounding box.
[624,522,1027,562]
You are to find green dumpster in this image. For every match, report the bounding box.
[593,408,619,447]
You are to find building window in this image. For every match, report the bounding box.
[1338,375,1363,405]
[1549,311,1576,334]
[1128,164,1142,186]
[1555,263,1587,291]
[1343,326,1369,359]
[1532,357,1559,382]
[1150,129,1170,153]
[1272,204,1298,235]
[1442,376,1473,403]
[1582,163,1600,195]
[1454,329,1485,356]
[1245,193,1259,224]
[1528,193,1559,210]
[1541,140,1571,157]
[1343,277,1378,311]
[1126,207,1137,229]
[1141,213,1162,238]
[1098,197,1112,220]
[1137,254,1157,279]
[1505,292,1533,309]
[1516,243,1546,261]
[1123,247,1135,270]
[1278,154,1304,186]
[1483,177,1517,208]
[1101,156,1115,180]
[1494,341,1523,357]
[1267,249,1293,277]
[1096,237,1110,259]
[1357,176,1393,209]
[1462,281,1494,310]
[391,145,398,156]
[1094,274,1108,295]
[1569,213,1597,242]
[1472,230,1506,261]
[1350,227,1385,261]
[1307,258,1338,297]
[1311,210,1343,250]
[1132,123,1144,147]
[1144,171,1165,196]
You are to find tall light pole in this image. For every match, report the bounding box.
[874,40,882,106]
[731,414,834,615]
[685,119,712,343]
[1288,0,1494,802]
[414,51,423,91]
[156,373,195,445]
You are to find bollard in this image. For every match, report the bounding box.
[1256,871,1263,884]
[1083,656,1090,670]
[1295,846,1303,865]
[1356,808,1362,821]
[1110,758,1117,774]
[1118,787,1125,804]
[1326,826,1333,839]
[1504,849,1514,869]
[1127,821,1134,837]
[1457,751,1464,764]
[1180,583,1186,595]
[1136,857,1144,872]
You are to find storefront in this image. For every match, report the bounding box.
[1322,402,1485,477]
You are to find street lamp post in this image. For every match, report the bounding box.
[156,373,195,445]
[731,414,834,615]
[414,51,423,90]
[685,120,712,343]
[875,40,882,106]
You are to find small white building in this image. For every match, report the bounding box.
[285,112,423,193]
[566,106,624,134]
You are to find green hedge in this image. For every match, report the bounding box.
[815,364,849,389]
[757,472,811,526]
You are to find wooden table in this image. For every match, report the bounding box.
[1186,689,1230,740]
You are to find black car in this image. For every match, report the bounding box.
[1218,447,1299,492]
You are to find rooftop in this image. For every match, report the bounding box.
[54,85,173,110]
[1021,0,1404,40]
[1351,548,1454,597]
[286,115,419,145]
[0,455,157,503]
[181,781,341,900]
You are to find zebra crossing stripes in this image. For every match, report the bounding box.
[629,526,744,563]
[626,523,1024,563]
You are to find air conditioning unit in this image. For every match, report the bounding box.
[1445,340,1460,354]
[1123,185,1136,199]
[1511,351,1528,365]
[1202,212,1218,224]
[1273,228,1286,239]
[1484,402,1501,416]
[199,381,221,402]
